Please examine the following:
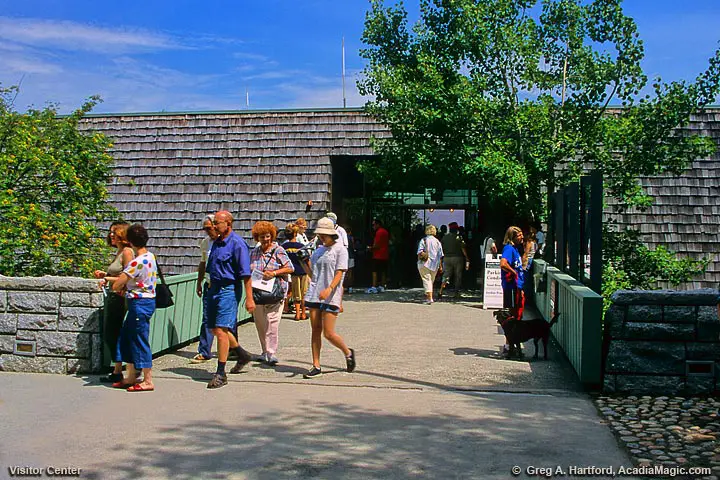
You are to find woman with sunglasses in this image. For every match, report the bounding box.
[94,221,134,383]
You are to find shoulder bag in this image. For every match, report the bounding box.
[252,248,285,305]
[418,238,429,262]
[155,261,174,309]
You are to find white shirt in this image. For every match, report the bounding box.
[417,235,443,271]
[305,242,348,307]
[199,237,214,284]
[335,224,348,248]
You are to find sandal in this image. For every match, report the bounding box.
[127,383,154,392]
[190,354,212,364]
[111,381,138,389]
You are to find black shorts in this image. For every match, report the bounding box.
[372,258,389,273]
[503,288,520,309]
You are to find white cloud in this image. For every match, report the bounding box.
[3,54,62,75]
[0,16,183,54]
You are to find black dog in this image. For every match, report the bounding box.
[494,309,560,360]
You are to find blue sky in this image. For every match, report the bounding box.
[0,0,718,114]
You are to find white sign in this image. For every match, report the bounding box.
[251,269,275,292]
[483,254,503,309]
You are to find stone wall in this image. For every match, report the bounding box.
[603,289,720,395]
[0,276,105,374]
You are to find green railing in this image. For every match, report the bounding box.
[149,273,203,354]
[533,259,603,387]
[102,273,251,365]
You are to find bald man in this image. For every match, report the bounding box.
[205,210,255,389]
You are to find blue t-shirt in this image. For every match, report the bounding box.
[282,240,307,276]
[206,231,251,284]
[501,243,524,290]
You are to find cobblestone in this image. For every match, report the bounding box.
[595,395,720,479]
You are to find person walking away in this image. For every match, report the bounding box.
[205,211,255,389]
[283,223,309,320]
[94,221,134,383]
[249,221,294,365]
[302,217,356,378]
[327,212,349,310]
[345,227,356,293]
[533,222,545,257]
[438,222,470,299]
[367,218,389,293]
[417,224,444,304]
[109,224,157,392]
[191,215,219,363]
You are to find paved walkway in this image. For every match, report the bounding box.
[0,289,632,479]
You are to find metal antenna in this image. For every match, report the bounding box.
[342,36,347,108]
[246,88,249,109]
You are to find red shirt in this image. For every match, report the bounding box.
[373,227,390,260]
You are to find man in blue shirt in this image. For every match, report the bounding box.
[205,210,255,389]
[500,226,525,322]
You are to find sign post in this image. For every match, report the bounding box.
[483,254,503,309]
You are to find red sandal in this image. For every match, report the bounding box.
[127,383,154,392]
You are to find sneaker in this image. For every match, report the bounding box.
[100,372,124,383]
[206,373,227,389]
[377,286,385,293]
[422,298,433,305]
[190,354,212,364]
[303,366,322,378]
[346,348,356,373]
[254,352,269,363]
[267,355,279,366]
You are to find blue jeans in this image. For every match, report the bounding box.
[207,283,241,330]
[119,298,156,369]
[197,284,215,359]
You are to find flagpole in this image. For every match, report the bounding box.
[342,36,347,109]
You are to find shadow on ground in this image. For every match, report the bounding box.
[77,396,604,479]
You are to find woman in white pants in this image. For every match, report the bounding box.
[417,225,444,303]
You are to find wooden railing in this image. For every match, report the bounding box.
[532,259,603,387]
[102,273,251,365]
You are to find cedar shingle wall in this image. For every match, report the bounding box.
[81,109,389,275]
[82,108,719,289]
[606,109,720,290]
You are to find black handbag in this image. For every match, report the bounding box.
[155,262,174,309]
[252,248,285,305]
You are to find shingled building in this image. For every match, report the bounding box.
[80,107,720,289]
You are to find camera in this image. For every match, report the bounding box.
[296,238,317,262]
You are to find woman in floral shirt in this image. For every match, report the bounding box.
[111,224,158,392]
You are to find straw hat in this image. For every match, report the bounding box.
[314,217,338,236]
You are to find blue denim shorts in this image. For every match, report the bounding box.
[207,283,240,329]
[306,302,341,314]
[119,297,156,369]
